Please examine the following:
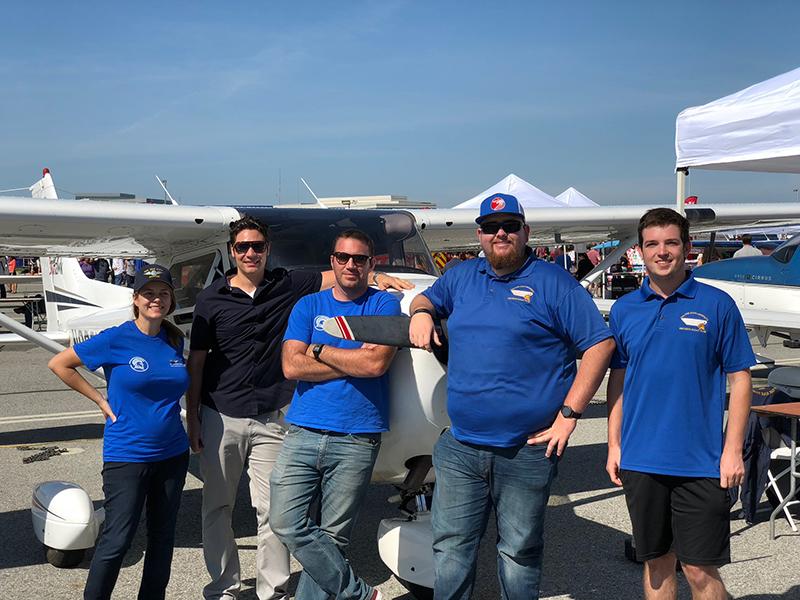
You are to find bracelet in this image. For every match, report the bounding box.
[371,272,380,286]
[412,308,435,318]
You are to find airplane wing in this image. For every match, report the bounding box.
[0,197,241,258]
[410,203,800,249]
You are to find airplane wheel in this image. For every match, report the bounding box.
[398,578,433,600]
[45,546,85,568]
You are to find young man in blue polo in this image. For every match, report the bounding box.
[606,208,754,600]
[270,229,400,600]
[409,194,616,600]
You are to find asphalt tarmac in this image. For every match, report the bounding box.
[2,301,800,598]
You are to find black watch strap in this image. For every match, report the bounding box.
[312,344,324,361]
[412,308,435,318]
[560,405,582,419]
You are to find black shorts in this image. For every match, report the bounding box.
[620,469,731,566]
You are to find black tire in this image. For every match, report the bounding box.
[398,578,433,600]
[45,546,85,568]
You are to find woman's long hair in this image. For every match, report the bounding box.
[132,290,184,350]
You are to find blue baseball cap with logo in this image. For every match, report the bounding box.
[475,193,526,224]
[133,264,174,292]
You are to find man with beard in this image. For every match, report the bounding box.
[409,194,615,600]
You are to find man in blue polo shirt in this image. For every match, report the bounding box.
[606,208,754,600]
[409,194,615,600]
[270,229,400,600]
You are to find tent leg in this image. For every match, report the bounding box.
[676,168,689,215]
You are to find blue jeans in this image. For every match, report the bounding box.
[84,451,189,600]
[269,425,380,600]
[432,429,558,600]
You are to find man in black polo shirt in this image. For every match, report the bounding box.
[186,216,410,600]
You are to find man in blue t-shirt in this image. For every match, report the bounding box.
[607,208,755,600]
[409,194,616,600]
[270,229,400,600]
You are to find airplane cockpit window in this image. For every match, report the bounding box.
[169,251,221,309]
[770,234,800,264]
[236,208,437,276]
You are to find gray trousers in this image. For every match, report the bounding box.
[199,405,290,600]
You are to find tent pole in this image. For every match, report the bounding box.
[676,168,689,215]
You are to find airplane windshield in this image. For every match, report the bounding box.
[235,207,437,276]
[770,234,800,264]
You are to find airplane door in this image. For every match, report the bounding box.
[167,247,228,338]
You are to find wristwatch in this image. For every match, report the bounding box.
[560,405,582,419]
[312,344,325,361]
[371,272,381,286]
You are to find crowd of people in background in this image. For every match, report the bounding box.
[79,257,147,287]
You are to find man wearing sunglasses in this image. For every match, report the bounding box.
[187,217,411,600]
[408,194,615,600]
[271,229,400,600]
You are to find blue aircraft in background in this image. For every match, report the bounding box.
[693,234,800,346]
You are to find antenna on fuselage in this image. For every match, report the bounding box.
[155,175,179,205]
[300,177,327,209]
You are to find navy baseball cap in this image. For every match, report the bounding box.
[133,264,174,292]
[475,193,526,224]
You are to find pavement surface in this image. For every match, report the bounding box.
[1,294,800,599]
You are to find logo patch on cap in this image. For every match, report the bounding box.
[490,196,506,211]
[143,267,163,279]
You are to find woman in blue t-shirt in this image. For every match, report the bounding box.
[48,264,189,600]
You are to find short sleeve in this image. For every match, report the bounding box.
[421,271,455,317]
[290,269,323,301]
[190,294,214,351]
[608,306,628,369]
[717,304,756,373]
[555,285,613,351]
[73,326,115,372]
[283,296,314,344]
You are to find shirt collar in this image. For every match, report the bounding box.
[639,271,697,301]
[219,267,277,295]
[478,247,536,280]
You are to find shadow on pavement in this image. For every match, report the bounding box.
[0,423,103,446]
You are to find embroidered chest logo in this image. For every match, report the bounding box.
[314,315,330,331]
[169,358,185,368]
[508,285,534,303]
[679,312,709,334]
[129,356,150,372]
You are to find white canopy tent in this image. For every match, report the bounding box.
[675,66,800,210]
[555,187,599,207]
[454,173,564,209]
[676,66,800,173]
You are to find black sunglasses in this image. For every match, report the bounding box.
[233,241,268,254]
[479,220,524,235]
[332,252,371,266]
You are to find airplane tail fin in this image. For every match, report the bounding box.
[40,257,133,343]
[29,168,58,200]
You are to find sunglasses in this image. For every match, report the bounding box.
[233,241,268,254]
[480,220,524,235]
[332,252,371,266]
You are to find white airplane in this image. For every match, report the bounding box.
[4,171,800,596]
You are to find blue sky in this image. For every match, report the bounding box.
[1,1,799,207]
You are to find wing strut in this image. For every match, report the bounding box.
[580,234,639,289]
[0,312,104,383]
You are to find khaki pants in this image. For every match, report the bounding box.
[199,405,290,600]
